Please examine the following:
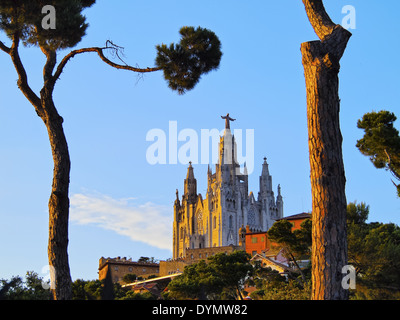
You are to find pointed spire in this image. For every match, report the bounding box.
[261,157,270,176]
[260,157,272,194]
[174,189,180,207]
[276,184,283,218]
[186,161,195,180]
[277,184,283,202]
[184,161,197,203]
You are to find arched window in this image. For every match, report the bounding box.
[213,216,217,229]
[229,215,233,229]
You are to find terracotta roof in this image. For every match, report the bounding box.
[250,253,290,272]
[98,257,159,270]
[263,247,282,257]
[278,213,311,221]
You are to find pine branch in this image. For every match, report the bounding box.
[9,32,42,116]
[53,43,162,85]
[0,40,11,54]
[384,149,400,181]
[302,0,336,40]
[302,0,352,61]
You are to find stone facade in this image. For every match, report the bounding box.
[98,257,160,284]
[172,118,284,260]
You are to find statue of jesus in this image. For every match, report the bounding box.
[221,113,236,130]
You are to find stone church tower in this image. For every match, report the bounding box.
[173,115,283,259]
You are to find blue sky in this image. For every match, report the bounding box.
[1,0,399,281]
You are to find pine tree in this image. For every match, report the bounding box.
[356,110,400,197]
[0,1,222,300]
[300,0,352,300]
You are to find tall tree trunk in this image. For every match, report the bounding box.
[41,87,72,300]
[300,0,352,300]
[8,35,73,300]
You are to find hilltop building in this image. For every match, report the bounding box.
[172,114,284,260]
[101,115,310,286]
[98,257,160,284]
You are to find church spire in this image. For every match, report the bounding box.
[186,161,195,180]
[261,157,270,177]
[184,161,197,203]
[260,157,272,194]
[276,184,284,218]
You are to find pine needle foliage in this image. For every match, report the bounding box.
[357,110,400,196]
[155,26,222,94]
[0,0,95,50]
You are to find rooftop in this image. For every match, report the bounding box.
[278,212,311,221]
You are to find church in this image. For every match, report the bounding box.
[172,115,284,260]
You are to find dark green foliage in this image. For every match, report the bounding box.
[168,259,223,300]
[268,219,312,259]
[0,272,52,300]
[207,250,253,300]
[0,0,95,50]
[267,219,312,287]
[122,273,139,284]
[346,202,400,299]
[167,251,252,300]
[155,26,222,94]
[71,279,102,300]
[249,263,311,300]
[71,278,137,300]
[357,110,400,196]
[347,201,369,225]
[119,291,156,300]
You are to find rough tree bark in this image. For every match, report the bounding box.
[3,37,162,300]
[2,23,221,298]
[300,0,352,300]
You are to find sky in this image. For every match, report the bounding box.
[0,0,399,282]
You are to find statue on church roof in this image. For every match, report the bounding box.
[221,113,236,130]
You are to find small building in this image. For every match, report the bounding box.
[277,212,312,230]
[130,283,161,298]
[250,252,290,274]
[98,257,160,284]
[244,212,311,256]
[122,273,182,298]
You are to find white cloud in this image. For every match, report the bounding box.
[70,193,172,251]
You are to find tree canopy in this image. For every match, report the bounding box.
[357,110,400,197]
[346,201,400,299]
[0,1,222,300]
[155,26,222,94]
[167,251,252,300]
[0,0,95,50]
[267,218,312,286]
